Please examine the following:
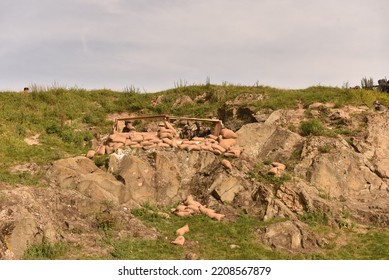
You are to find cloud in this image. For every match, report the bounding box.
[0,0,387,91]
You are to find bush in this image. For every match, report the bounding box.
[300,119,325,136]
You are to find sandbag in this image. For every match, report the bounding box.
[114,132,132,138]
[125,139,138,146]
[211,144,226,153]
[86,150,95,158]
[187,145,201,151]
[186,204,200,213]
[143,133,158,141]
[162,138,173,145]
[164,121,175,131]
[228,147,243,157]
[171,235,185,246]
[97,145,106,155]
[178,144,189,150]
[207,212,225,221]
[157,143,171,148]
[151,139,162,144]
[159,132,173,139]
[112,143,124,150]
[219,139,237,149]
[176,224,190,236]
[212,150,222,155]
[200,145,211,151]
[205,139,217,144]
[129,134,143,142]
[268,167,278,175]
[221,128,237,139]
[208,134,218,140]
[199,206,215,215]
[224,152,237,158]
[110,135,127,144]
[141,141,154,146]
[175,211,192,217]
[272,162,286,170]
[185,196,202,208]
[221,159,233,170]
[176,205,187,212]
[171,139,179,148]
[192,137,205,142]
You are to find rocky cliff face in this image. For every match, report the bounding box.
[1,105,388,259]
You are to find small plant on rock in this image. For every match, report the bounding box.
[300,119,325,136]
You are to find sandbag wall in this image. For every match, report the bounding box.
[87,122,243,158]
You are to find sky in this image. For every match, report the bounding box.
[0,0,388,92]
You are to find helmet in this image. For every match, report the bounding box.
[374,100,380,105]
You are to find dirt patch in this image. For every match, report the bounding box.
[24,134,41,145]
[9,163,40,175]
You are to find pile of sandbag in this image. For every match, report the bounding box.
[171,224,189,246]
[171,195,225,221]
[86,123,244,159]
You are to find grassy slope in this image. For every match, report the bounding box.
[2,84,389,259]
[1,84,387,185]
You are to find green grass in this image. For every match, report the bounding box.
[300,210,330,226]
[326,230,389,260]
[100,205,389,260]
[23,240,69,260]
[113,208,289,260]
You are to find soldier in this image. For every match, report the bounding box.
[122,121,136,132]
[373,100,386,111]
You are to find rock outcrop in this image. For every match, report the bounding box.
[2,105,389,259]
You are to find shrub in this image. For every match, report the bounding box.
[300,119,325,136]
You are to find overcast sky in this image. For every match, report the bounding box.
[0,0,387,92]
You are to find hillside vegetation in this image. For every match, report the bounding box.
[1,84,389,260]
[1,84,386,174]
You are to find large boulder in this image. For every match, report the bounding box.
[118,155,157,204]
[209,174,244,203]
[47,156,131,204]
[295,137,387,199]
[108,149,237,206]
[257,220,318,252]
[237,122,303,163]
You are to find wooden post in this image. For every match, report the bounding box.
[213,122,222,136]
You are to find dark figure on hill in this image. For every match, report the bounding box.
[373,100,387,111]
[191,121,201,137]
[180,121,193,139]
[122,121,136,132]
